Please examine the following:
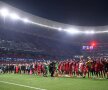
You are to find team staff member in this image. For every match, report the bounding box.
[49,62,55,77]
[105,60,108,79]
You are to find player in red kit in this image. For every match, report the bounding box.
[37,62,42,76]
[83,64,88,78]
[65,62,69,74]
[58,62,62,76]
[15,65,19,73]
[69,61,73,77]
[72,62,76,77]
[75,62,79,77]
[95,60,100,78]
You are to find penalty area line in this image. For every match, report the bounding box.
[0,81,47,90]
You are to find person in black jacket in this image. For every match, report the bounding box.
[105,60,108,79]
[49,62,55,77]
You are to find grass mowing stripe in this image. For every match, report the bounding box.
[0,81,47,90]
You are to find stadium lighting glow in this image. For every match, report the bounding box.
[22,18,30,23]
[101,30,108,33]
[84,30,90,34]
[95,30,108,34]
[58,27,62,31]
[30,21,58,30]
[0,8,9,17]
[9,13,20,20]
[89,30,95,34]
[1,7,108,35]
[66,28,80,34]
[91,30,95,33]
[84,30,95,34]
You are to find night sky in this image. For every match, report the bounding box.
[1,0,108,26]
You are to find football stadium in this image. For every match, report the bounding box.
[0,1,108,90]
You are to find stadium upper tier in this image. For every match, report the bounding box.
[0,1,108,34]
[0,28,81,57]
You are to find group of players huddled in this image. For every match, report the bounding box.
[0,58,108,79]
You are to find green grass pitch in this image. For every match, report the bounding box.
[0,74,108,90]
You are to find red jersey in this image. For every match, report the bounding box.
[16,66,19,73]
[65,62,69,71]
[37,64,41,71]
[58,63,62,71]
[69,62,73,71]
[75,63,79,72]
[95,63,99,72]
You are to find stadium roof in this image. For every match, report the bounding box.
[0,1,108,34]
[0,1,108,45]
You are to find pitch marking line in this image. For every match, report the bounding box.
[0,81,47,90]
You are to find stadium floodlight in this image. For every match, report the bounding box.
[84,30,95,34]
[0,8,9,17]
[101,30,108,33]
[90,30,95,34]
[22,18,30,23]
[58,27,62,31]
[84,30,90,34]
[9,13,20,20]
[65,28,80,34]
